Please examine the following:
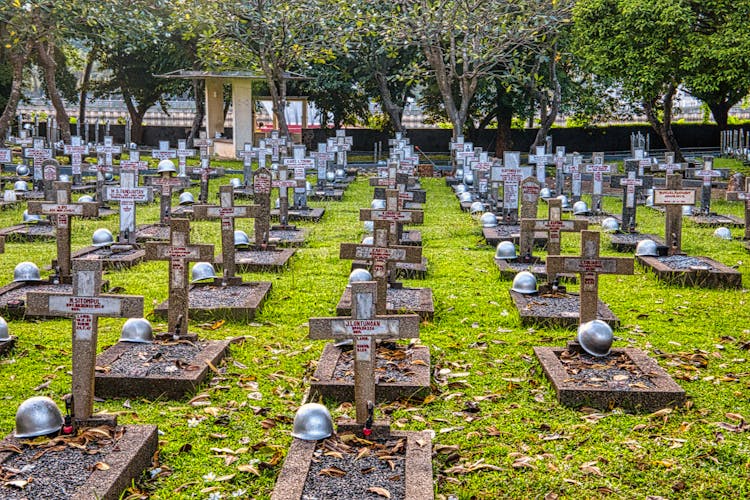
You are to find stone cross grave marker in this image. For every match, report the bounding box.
[499,163,524,224]
[554,147,566,196]
[26,259,143,424]
[266,130,287,162]
[519,198,587,260]
[309,281,420,425]
[28,181,98,282]
[151,140,177,162]
[695,156,721,215]
[361,188,424,246]
[272,161,305,227]
[285,145,315,209]
[145,218,213,336]
[546,230,634,324]
[195,157,215,204]
[335,129,353,167]
[340,227,422,315]
[369,161,408,190]
[569,154,583,202]
[0,145,10,165]
[24,137,52,190]
[585,152,611,214]
[119,149,149,185]
[520,176,542,219]
[193,131,213,159]
[656,152,684,176]
[106,158,152,245]
[612,159,653,232]
[529,145,551,184]
[237,143,258,189]
[93,136,121,207]
[41,158,61,200]
[64,136,88,185]
[654,174,696,255]
[311,143,335,188]
[96,136,122,169]
[252,166,273,247]
[736,178,750,240]
[176,139,196,178]
[151,169,185,225]
[193,185,261,279]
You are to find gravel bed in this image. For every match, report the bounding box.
[269,229,305,241]
[486,225,520,238]
[386,288,428,310]
[521,293,580,313]
[136,225,169,240]
[104,341,208,377]
[302,436,406,500]
[332,343,418,383]
[610,233,652,244]
[657,255,720,271]
[236,250,287,265]
[189,284,265,308]
[558,350,656,389]
[77,248,140,260]
[0,283,73,306]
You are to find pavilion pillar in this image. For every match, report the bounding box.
[231,78,254,153]
[205,78,225,140]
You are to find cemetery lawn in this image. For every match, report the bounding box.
[1,162,750,499]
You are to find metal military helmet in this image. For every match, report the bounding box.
[103,172,114,182]
[511,271,537,294]
[539,187,552,199]
[601,217,620,233]
[371,198,386,210]
[13,261,41,282]
[645,195,654,207]
[119,318,153,343]
[635,239,658,257]
[14,396,64,439]
[15,164,29,177]
[229,178,242,188]
[458,192,473,203]
[234,230,251,248]
[325,171,335,182]
[572,200,589,215]
[191,262,218,283]
[577,319,614,357]
[556,194,570,209]
[454,184,466,195]
[361,236,374,245]
[22,210,41,224]
[157,159,177,174]
[78,195,94,203]
[479,212,498,228]
[363,220,374,233]
[470,201,485,217]
[335,168,345,178]
[682,205,694,216]
[455,168,464,179]
[0,317,9,341]
[13,180,28,192]
[713,227,732,240]
[291,403,333,441]
[464,171,474,186]
[58,174,71,183]
[495,241,517,260]
[348,268,372,284]
[91,228,114,247]
[178,192,195,205]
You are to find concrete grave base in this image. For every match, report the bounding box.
[216,247,295,273]
[71,245,145,271]
[352,257,428,280]
[270,207,326,223]
[574,213,621,226]
[308,188,344,201]
[153,281,272,321]
[636,254,742,289]
[135,224,171,243]
[0,223,56,242]
[337,286,434,320]
[483,225,547,247]
[232,187,255,200]
[399,229,422,246]
[95,339,231,399]
[510,289,619,329]
[494,258,576,283]
[534,346,685,412]
[0,425,157,500]
[0,280,108,319]
[170,205,194,220]
[0,337,16,356]
[269,227,309,246]
[687,214,745,228]
[309,343,430,403]
[609,232,666,253]
[271,430,433,500]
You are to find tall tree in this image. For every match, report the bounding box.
[0,3,35,139]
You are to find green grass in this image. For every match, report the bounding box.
[1,162,750,499]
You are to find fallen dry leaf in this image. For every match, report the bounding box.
[319,467,347,477]
[237,464,260,476]
[367,486,391,498]
[580,462,603,477]
[94,462,110,471]
[5,479,28,489]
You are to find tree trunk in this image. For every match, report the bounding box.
[531,48,561,151]
[122,90,146,144]
[707,100,731,131]
[36,41,71,142]
[373,70,404,133]
[643,84,683,162]
[0,45,31,139]
[496,105,514,157]
[188,78,205,146]
[423,45,462,139]
[78,47,97,128]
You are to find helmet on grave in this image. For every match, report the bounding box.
[455,168,464,179]
[459,192,473,204]
[511,271,537,294]
[325,171,335,182]
[371,198,386,210]
[470,201,485,217]
[713,227,732,240]
[363,220,374,233]
[464,171,474,186]
[0,317,9,341]
[572,201,589,215]
[234,230,251,248]
[635,239,658,257]
[13,180,28,192]
[14,396,64,439]
[348,268,372,284]
[601,217,620,233]
[15,164,29,177]
[103,172,114,182]
[335,168,345,178]
[361,236,374,245]
[178,192,195,205]
[556,194,570,209]
[682,205,694,216]
[13,262,41,282]
[539,187,552,199]
[577,319,613,357]
[495,241,517,260]
[291,403,333,441]
[191,262,218,283]
[59,174,70,183]
[78,195,94,203]
[22,210,41,224]
[645,195,654,207]
[479,212,498,228]
[157,159,177,175]
[229,178,242,189]
[91,228,114,247]
[454,184,466,195]
[119,318,153,343]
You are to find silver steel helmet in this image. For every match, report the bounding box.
[556,194,570,209]
[229,178,242,188]
[464,171,474,186]
[348,268,372,284]
[234,230,251,248]
[455,168,464,179]
[645,195,654,207]
[325,171,335,182]
[14,396,64,439]
[78,195,94,203]
[103,172,114,182]
[511,271,537,294]
[454,184,466,195]
[91,228,114,247]
[0,317,9,341]
[271,163,278,172]
[540,187,552,199]
[335,168,345,178]
[13,180,28,192]
[470,201,484,217]
[22,210,41,224]
[119,318,153,343]
[291,403,333,441]
[479,212,498,228]
[635,239,658,257]
[13,261,41,282]
[601,217,620,233]
[157,159,177,174]
[458,192,473,204]
[682,205,694,216]
[495,241,517,260]
[361,236,374,245]
[15,164,29,177]
[363,220,374,233]
[577,319,614,357]
[572,200,589,215]
[191,262,218,283]
[58,174,70,183]
[371,198,386,210]
[178,192,195,205]
[713,227,732,240]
